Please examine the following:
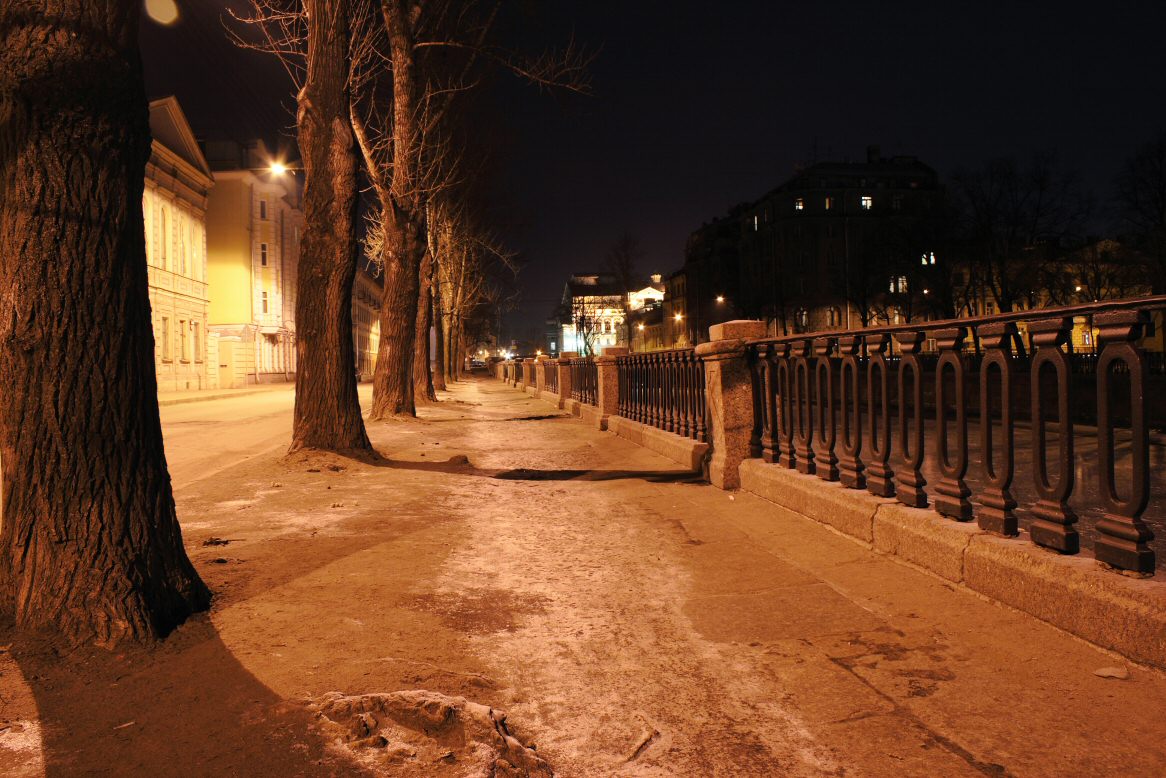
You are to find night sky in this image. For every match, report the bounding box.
[141,1,1166,341]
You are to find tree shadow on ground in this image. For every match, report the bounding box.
[378,456,706,484]
[1,616,371,777]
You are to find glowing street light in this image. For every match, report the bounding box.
[637,323,645,331]
[715,295,725,304]
[269,161,288,176]
[674,313,683,322]
[145,0,180,25]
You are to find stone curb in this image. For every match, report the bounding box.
[737,458,1166,669]
[536,391,706,473]
[607,416,708,472]
[157,386,290,406]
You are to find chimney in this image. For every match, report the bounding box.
[867,145,881,163]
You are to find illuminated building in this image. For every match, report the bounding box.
[144,97,215,391]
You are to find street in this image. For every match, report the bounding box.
[2,377,1165,776]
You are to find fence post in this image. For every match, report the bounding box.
[534,355,547,398]
[696,319,767,489]
[556,353,575,410]
[596,346,627,429]
[521,358,535,392]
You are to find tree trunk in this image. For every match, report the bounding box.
[432,278,447,391]
[370,220,422,418]
[369,0,424,420]
[412,248,436,402]
[0,0,209,644]
[290,0,371,455]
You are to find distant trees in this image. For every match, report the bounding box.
[603,232,645,347]
[1115,133,1166,294]
[950,153,1091,313]
[0,0,209,644]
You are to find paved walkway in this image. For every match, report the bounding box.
[3,377,1164,776]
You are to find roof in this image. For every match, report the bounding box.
[563,273,624,300]
[148,96,212,180]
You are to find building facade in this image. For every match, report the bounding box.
[204,139,302,387]
[353,266,381,381]
[558,273,665,355]
[144,97,216,392]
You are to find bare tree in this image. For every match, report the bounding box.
[350,0,589,416]
[230,0,372,455]
[0,0,209,644]
[292,0,371,453]
[1115,133,1166,294]
[951,154,1091,312]
[603,232,644,347]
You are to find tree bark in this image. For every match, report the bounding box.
[412,248,436,402]
[0,0,209,644]
[290,0,371,455]
[368,0,424,420]
[432,276,447,390]
[370,222,422,417]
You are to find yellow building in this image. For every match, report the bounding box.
[144,97,216,392]
[203,139,302,387]
[353,266,381,381]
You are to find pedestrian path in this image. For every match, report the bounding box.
[383,379,1166,775]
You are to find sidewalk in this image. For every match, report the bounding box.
[157,381,295,406]
[3,377,1164,776]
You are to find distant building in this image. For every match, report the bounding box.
[738,146,942,336]
[203,138,303,387]
[352,266,381,381]
[558,272,665,355]
[144,97,216,392]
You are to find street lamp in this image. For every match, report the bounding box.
[715,295,725,304]
[674,313,683,322]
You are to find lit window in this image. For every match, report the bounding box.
[824,196,834,210]
[260,243,268,266]
[753,214,759,231]
[794,197,805,211]
[860,196,873,210]
[796,308,809,330]
[262,291,269,314]
[921,253,929,266]
[259,199,268,220]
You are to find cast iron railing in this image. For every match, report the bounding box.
[617,349,707,442]
[748,296,1166,575]
[545,360,559,394]
[570,357,597,405]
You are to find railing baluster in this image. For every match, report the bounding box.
[1093,310,1155,573]
[838,335,865,489]
[758,345,779,463]
[664,351,676,433]
[865,333,894,497]
[934,327,972,520]
[978,322,1019,536]
[813,337,839,481]
[792,338,815,475]
[694,357,707,443]
[1028,317,1078,554]
[894,330,927,508]
[774,342,796,469]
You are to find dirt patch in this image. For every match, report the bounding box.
[311,690,552,777]
[403,589,550,635]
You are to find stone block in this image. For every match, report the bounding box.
[738,459,886,543]
[578,402,607,431]
[964,534,1166,669]
[607,415,643,446]
[872,503,981,583]
[708,319,767,342]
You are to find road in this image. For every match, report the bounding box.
[159,384,373,489]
